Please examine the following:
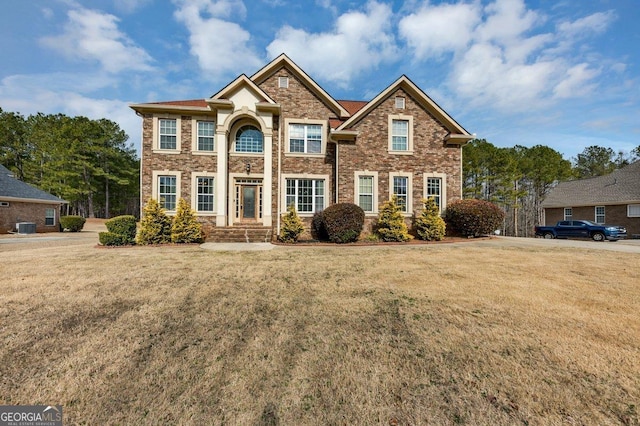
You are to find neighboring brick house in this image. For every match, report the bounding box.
[0,164,67,233]
[130,54,473,241]
[542,160,640,236]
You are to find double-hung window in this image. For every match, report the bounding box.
[158,175,177,211]
[45,208,55,226]
[197,177,215,212]
[159,119,177,150]
[197,121,215,151]
[391,120,408,151]
[595,206,605,224]
[393,176,409,212]
[285,179,324,213]
[564,207,573,221]
[289,124,322,154]
[425,177,442,210]
[358,176,374,212]
[628,204,640,217]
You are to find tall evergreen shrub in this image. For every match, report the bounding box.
[171,198,203,243]
[375,196,412,242]
[137,198,172,245]
[414,198,446,241]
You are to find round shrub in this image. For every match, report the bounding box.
[105,215,137,244]
[311,210,329,241]
[98,232,129,246]
[322,203,365,243]
[444,199,505,237]
[60,215,86,232]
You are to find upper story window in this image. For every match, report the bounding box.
[289,124,322,154]
[395,96,405,109]
[278,77,289,88]
[388,114,413,154]
[235,125,263,153]
[159,119,177,150]
[197,121,215,151]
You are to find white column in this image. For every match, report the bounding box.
[216,128,227,226]
[263,131,273,226]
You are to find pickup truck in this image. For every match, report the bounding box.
[534,220,627,241]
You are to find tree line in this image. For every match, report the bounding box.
[0,108,139,218]
[463,139,640,237]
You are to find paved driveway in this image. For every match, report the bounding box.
[466,236,640,254]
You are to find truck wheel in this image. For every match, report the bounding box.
[592,232,605,241]
[543,232,554,239]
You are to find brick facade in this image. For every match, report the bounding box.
[0,201,61,234]
[545,205,640,236]
[132,55,471,240]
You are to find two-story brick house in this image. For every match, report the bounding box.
[130,54,473,241]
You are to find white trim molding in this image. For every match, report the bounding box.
[423,172,447,213]
[389,171,413,215]
[283,118,327,157]
[191,118,216,155]
[354,171,379,215]
[281,173,330,217]
[388,114,414,154]
[151,170,181,214]
[191,172,217,216]
[152,115,182,154]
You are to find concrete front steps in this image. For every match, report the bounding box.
[206,224,273,243]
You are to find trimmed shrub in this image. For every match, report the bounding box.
[137,198,172,245]
[98,232,129,246]
[60,215,86,232]
[322,203,365,243]
[105,215,137,244]
[444,199,505,237]
[171,198,203,243]
[414,198,446,241]
[375,196,412,242]
[311,210,329,241]
[279,204,305,243]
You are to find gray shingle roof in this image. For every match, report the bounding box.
[542,160,640,207]
[0,165,66,203]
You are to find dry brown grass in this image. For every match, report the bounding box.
[1,238,639,425]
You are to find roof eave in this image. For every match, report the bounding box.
[129,103,212,114]
[0,195,67,204]
[330,130,359,142]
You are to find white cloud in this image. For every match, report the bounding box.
[399,2,480,59]
[40,7,154,73]
[558,10,616,38]
[113,0,153,14]
[173,0,262,78]
[267,1,398,86]
[553,63,600,99]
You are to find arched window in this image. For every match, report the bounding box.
[235,125,263,153]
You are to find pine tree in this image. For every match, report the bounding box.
[171,198,203,243]
[375,196,412,242]
[414,197,446,241]
[136,198,172,245]
[279,204,305,243]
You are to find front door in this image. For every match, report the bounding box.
[234,179,262,223]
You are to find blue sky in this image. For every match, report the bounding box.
[1,0,638,160]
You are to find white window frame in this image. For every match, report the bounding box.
[0,201,9,207]
[278,76,289,88]
[231,123,264,155]
[191,119,216,154]
[284,118,327,157]
[389,172,413,215]
[595,206,605,224]
[564,207,573,221]
[423,172,447,213]
[388,114,413,154]
[281,174,329,216]
[628,204,640,217]
[153,116,181,153]
[152,170,181,213]
[354,171,379,215]
[45,208,55,226]
[395,96,405,109]
[191,172,216,216]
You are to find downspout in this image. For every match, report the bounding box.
[136,111,144,219]
[276,116,282,235]
[335,141,339,203]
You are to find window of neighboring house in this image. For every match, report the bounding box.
[395,96,405,109]
[285,178,325,213]
[159,119,177,150]
[628,204,640,217]
[289,123,322,154]
[388,114,413,153]
[158,175,177,211]
[0,201,9,207]
[425,177,442,211]
[197,121,215,151]
[278,77,289,88]
[196,176,215,212]
[392,175,410,212]
[564,207,573,221]
[235,125,263,153]
[45,208,55,226]
[595,206,605,223]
